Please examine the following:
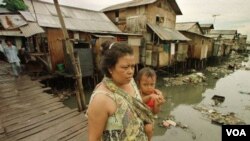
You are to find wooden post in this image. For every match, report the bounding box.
[53,0,86,111]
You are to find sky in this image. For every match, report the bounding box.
[1,0,250,41]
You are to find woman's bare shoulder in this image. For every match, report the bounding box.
[90,83,113,105]
[88,83,117,115]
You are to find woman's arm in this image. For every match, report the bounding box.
[88,94,115,141]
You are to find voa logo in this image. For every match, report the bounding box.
[226,129,246,136]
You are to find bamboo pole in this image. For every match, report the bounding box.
[74,52,86,109]
[53,0,86,111]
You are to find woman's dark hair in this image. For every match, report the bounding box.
[136,67,156,84]
[100,40,133,77]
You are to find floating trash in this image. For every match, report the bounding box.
[212,95,225,105]
[193,106,245,125]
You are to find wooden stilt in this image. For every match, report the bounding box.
[54,0,86,111]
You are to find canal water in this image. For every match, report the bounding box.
[152,55,250,141]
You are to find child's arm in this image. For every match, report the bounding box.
[141,94,153,103]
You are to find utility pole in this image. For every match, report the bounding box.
[53,0,86,111]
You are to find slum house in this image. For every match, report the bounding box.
[103,0,189,69]
[200,23,222,58]
[21,0,127,84]
[237,35,247,52]
[205,34,224,58]
[208,30,238,56]
[0,7,46,75]
[200,24,214,34]
[0,8,24,48]
[0,7,44,54]
[246,41,250,53]
[200,23,224,63]
[176,22,213,69]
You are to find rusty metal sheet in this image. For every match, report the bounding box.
[19,22,45,37]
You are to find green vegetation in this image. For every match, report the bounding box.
[2,0,28,11]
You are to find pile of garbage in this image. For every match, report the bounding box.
[206,66,234,77]
[164,72,206,86]
[159,115,196,140]
[193,106,245,125]
[207,52,248,78]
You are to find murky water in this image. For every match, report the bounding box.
[153,56,250,141]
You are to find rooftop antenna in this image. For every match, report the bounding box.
[212,14,220,24]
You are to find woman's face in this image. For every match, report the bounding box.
[109,54,135,86]
[139,74,156,95]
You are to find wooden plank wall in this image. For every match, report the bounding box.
[47,28,65,71]
[0,61,88,141]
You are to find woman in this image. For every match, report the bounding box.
[87,41,154,141]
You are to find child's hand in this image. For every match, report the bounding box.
[154,89,165,105]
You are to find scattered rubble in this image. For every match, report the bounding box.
[50,89,75,101]
[193,106,245,125]
[163,51,247,86]
[164,72,206,86]
[207,52,247,78]
[158,115,196,140]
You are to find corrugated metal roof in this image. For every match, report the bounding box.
[0,30,23,36]
[205,34,221,39]
[200,24,214,29]
[93,34,115,38]
[176,22,204,35]
[22,0,121,34]
[102,0,182,15]
[0,15,27,29]
[19,22,45,37]
[210,30,237,35]
[239,35,247,39]
[221,35,235,40]
[103,0,156,11]
[147,23,190,41]
[176,22,195,31]
[19,11,36,22]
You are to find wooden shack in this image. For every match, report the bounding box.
[103,0,189,68]
[200,24,214,34]
[200,23,225,58]
[208,30,238,56]
[238,35,247,52]
[22,0,122,78]
[205,34,223,57]
[176,22,213,69]
[0,7,45,50]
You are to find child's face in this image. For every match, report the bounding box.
[139,74,156,95]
